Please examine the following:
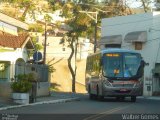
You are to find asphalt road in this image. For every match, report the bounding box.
[0,95,160,120]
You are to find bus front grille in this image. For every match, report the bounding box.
[112,84,134,88]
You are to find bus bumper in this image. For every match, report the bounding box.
[103,87,142,97]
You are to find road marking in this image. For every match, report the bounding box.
[83,105,132,120]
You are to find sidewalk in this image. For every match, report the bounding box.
[142,96,160,100]
[0,92,81,111]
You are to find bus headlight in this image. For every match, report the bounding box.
[103,80,113,87]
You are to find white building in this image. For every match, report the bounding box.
[0,13,50,98]
[100,12,160,96]
[0,13,28,35]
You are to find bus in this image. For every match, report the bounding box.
[85,48,145,102]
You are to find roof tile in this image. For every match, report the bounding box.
[0,33,29,48]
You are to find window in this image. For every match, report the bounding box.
[135,42,142,50]
[124,53,141,77]
[102,53,141,79]
[105,44,121,48]
[103,53,123,77]
[0,62,10,81]
[86,54,101,77]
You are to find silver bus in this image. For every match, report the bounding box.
[85,48,145,102]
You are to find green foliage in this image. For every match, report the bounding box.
[11,74,32,93]
[1,0,51,21]
[31,37,43,51]
[44,14,53,23]
[34,44,43,51]
[48,64,56,73]
[27,37,43,58]
[0,0,15,3]
[50,83,60,91]
[16,74,28,81]
[16,73,36,82]
[10,73,38,93]
[29,24,44,32]
[48,0,64,11]
[61,2,74,18]
[11,80,32,93]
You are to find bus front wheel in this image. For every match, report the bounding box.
[96,86,104,101]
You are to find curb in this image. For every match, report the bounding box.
[0,97,80,111]
[138,96,160,100]
[144,97,160,100]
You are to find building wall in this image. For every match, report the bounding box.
[38,36,93,93]
[0,48,29,81]
[0,48,29,62]
[101,12,160,96]
[0,48,50,97]
[0,82,12,98]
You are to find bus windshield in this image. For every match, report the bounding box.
[102,53,141,79]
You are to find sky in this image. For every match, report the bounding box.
[125,0,155,8]
[98,0,155,8]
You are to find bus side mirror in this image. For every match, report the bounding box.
[136,60,146,78]
[141,60,149,67]
[145,63,149,66]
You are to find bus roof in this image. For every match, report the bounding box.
[88,48,140,57]
[101,48,139,54]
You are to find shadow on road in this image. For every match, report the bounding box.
[87,97,138,103]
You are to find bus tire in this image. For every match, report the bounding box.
[97,86,104,101]
[131,96,136,102]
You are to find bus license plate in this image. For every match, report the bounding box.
[120,88,127,92]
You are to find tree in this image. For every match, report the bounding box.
[60,1,91,92]
[0,0,36,20]
[135,0,153,12]
[155,0,160,10]
[52,0,134,93]
[0,0,50,21]
[29,24,44,32]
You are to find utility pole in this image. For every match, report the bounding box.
[43,22,47,64]
[79,11,98,53]
[94,12,98,53]
[43,14,52,64]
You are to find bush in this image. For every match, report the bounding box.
[11,80,32,93]
[16,73,37,82]
[11,74,32,93]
